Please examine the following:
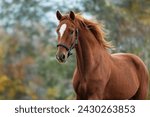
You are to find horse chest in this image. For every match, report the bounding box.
[78,81,87,93]
[73,79,88,99]
[74,78,100,99]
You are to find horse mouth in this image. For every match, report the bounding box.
[57,59,67,64]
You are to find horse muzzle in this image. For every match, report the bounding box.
[56,52,67,63]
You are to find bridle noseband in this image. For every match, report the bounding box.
[57,29,79,57]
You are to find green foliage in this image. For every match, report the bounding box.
[0,75,27,99]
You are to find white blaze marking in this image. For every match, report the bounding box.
[59,24,67,37]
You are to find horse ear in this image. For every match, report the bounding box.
[56,10,62,20]
[69,11,75,20]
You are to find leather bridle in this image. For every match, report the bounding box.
[57,29,79,57]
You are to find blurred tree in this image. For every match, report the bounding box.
[0,0,79,99]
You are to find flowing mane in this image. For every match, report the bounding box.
[61,14,112,49]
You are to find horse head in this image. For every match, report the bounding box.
[56,11,78,63]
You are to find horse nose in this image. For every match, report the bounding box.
[56,53,66,62]
[60,53,65,60]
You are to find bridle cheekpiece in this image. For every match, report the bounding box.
[57,29,79,57]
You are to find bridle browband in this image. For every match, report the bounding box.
[57,29,79,57]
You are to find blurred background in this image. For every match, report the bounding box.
[0,0,150,99]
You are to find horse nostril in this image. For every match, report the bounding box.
[56,53,66,62]
[61,54,65,60]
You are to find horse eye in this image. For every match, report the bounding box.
[70,30,74,35]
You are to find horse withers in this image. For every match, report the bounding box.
[55,11,149,100]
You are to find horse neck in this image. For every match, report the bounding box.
[75,29,110,78]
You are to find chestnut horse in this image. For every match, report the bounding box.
[55,11,149,100]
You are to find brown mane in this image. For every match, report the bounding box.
[61,14,112,49]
